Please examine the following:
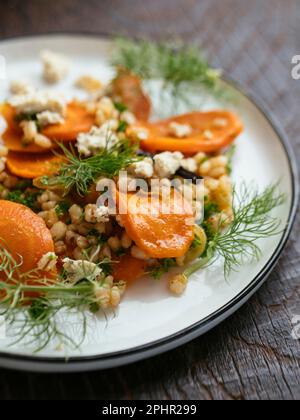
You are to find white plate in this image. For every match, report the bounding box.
[0,34,298,372]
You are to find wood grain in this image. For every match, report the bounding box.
[0,0,299,401]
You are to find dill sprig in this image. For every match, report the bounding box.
[0,247,114,352]
[41,141,140,196]
[111,37,229,105]
[185,183,286,279]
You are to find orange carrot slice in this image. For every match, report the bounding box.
[42,101,95,141]
[113,254,147,282]
[111,70,151,121]
[0,102,95,153]
[0,200,55,276]
[117,190,195,259]
[128,111,243,154]
[6,151,65,179]
[0,104,44,153]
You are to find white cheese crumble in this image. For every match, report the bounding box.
[130,127,149,141]
[62,258,102,284]
[36,111,64,127]
[10,80,34,95]
[129,157,154,178]
[181,158,197,173]
[84,204,110,223]
[76,123,119,156]
[41,50,70,84]
[20,120,52,149]
[37,252,58,272]
[95,206,110,222]
[169,121,192,138]
[154,151,184,178]
[9,91,66,117]
[95,96,118,126]
[120,110,136,125]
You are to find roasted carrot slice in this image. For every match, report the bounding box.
[110,70,151,121]
[6,151,65,179]
[128,111,243,154]
[0,102,95,153]
[117,190,195,259]
[0,104,44,153]
[42,101,95,141]
[113,254,147,282]
[0,201,55,276]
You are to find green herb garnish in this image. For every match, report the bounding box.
[42,141,140,196]
[186,183,286,279]
[55,201,70,217]
[112,37,228,104]
[117,120,128,133]
[114,102,128,113]
[6,190,39,210]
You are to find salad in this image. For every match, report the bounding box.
[0,38,285,351]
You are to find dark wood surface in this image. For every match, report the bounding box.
[0,0,299,400]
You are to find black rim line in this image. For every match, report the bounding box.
[0,32,298,367]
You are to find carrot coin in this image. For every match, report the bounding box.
[113,254,147,282]
[0,200,55,276]
[117,190,195,259]
[128,110,243,154]
[42,101,95,141]
[6,151,65,179]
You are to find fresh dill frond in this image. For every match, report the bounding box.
[185,183,286,279]
[111,37,229,105]
[6,189,39,210]
[42,141,140,196]
[0,244,112,352]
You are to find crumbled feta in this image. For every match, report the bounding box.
[63,258,102,284]
[95,206,110,222]
[20,120,38,144]
[181,158,197,173]
[20,120,52,148]
[37,252,58,272]
[85,204,110,223]
[37,111,64,127]
[9,91,66,116]
[95,96,118,126]
[129,157,154,178]
[41,50,70,84]
[130,127,149,141]
[120,110,136,125]
[169,121,192,138]
[10,80,34,95]
[76,124,119,156]
[154,151,184,178]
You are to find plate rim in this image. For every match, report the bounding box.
[0,32,298,372]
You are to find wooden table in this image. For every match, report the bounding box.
[0,0,299,400]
